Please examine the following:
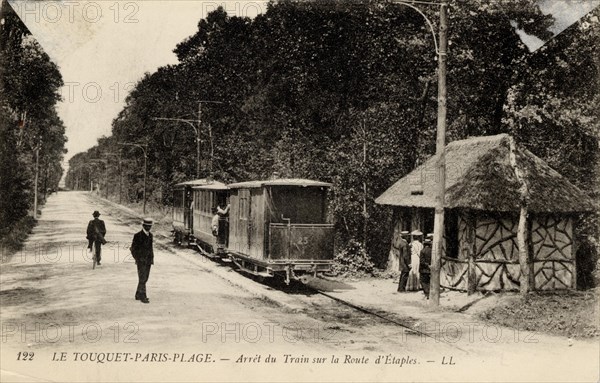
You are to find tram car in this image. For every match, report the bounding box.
[172,178,229,256]
[226,178,335,284]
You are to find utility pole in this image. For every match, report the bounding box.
[388,0,449,307]
[430,0,448,307]
[197,100,224,178]
[102,152,121,201]
[153,100,225,179]
[197,102,202,178]
[33,136,41,219]
[117,150,123,204]
[119,142,148,214]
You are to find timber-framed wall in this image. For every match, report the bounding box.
[392,207,577,292]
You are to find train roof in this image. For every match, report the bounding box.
[227,178,332,189]
[174,179,227,190]
[192,182,228,190]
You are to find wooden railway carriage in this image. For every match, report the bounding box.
[172,179,209,245]
[190,181,229,256]
[376,134,596,292]
[172,179,229,255]
[226,178,335,283]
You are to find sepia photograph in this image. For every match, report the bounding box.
[0,0,598,382]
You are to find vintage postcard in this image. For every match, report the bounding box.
[1,0,598,382]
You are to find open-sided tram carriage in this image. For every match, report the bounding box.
[226,179,335,284]
[172,179,229,257]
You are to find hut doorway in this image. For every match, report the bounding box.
[445,210,459,259]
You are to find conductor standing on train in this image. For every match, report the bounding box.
[131,218,154,304]
[211,204,230,239]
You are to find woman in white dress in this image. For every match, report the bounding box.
[407,230,423,291]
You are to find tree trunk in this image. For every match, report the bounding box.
[387,209,402,273]
[517,207,529,295]
[509,136,531,295]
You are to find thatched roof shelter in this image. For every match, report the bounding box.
[375,134,596,213]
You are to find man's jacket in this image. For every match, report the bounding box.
[131,231,154,265]
[87,219,107,243]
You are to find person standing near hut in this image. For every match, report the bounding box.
[407,230,423,290]
[420,238,432,299]
[397,231,411,292]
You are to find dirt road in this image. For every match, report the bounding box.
[1,192,597,382]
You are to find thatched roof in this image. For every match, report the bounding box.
[375,134,596,213]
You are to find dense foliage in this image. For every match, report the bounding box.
[65,0,599,268]
[0,0,67,245]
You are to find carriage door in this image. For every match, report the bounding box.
[237,189,251,254]
[184,188,193,232]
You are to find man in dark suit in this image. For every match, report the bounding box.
[131,218,154,304]
[419,238,433,299]
[397,231,410,292]
[87,211,107,265]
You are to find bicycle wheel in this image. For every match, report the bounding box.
[92,242,96,269]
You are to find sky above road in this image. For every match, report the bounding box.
[7,0,599,169]
[8,0,266,167]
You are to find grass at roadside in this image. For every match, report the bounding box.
[478,288,599,338]
[0,215,37,260]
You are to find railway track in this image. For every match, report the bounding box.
[304,284,470,354]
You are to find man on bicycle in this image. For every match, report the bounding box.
[87,211,107,265]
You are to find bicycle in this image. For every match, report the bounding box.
[91,241,102,269]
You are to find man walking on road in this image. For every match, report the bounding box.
[86,211,107,265]
[131,218,154,304]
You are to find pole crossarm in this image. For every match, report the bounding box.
[118,142,148,157]
[387,0,441,56]
[152,100,225,178]
[152,117,198,136]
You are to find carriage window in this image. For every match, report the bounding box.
[270,187,327,224]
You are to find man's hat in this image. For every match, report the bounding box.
[410,230,423,236]
[142,218,154,226]
[400,231,409,236]
[92,211,101,217]
[426,233,434,238]
[424,238,432,244]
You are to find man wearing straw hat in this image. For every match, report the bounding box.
[131,218,154,304]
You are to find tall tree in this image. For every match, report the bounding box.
[0,0,66,241]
